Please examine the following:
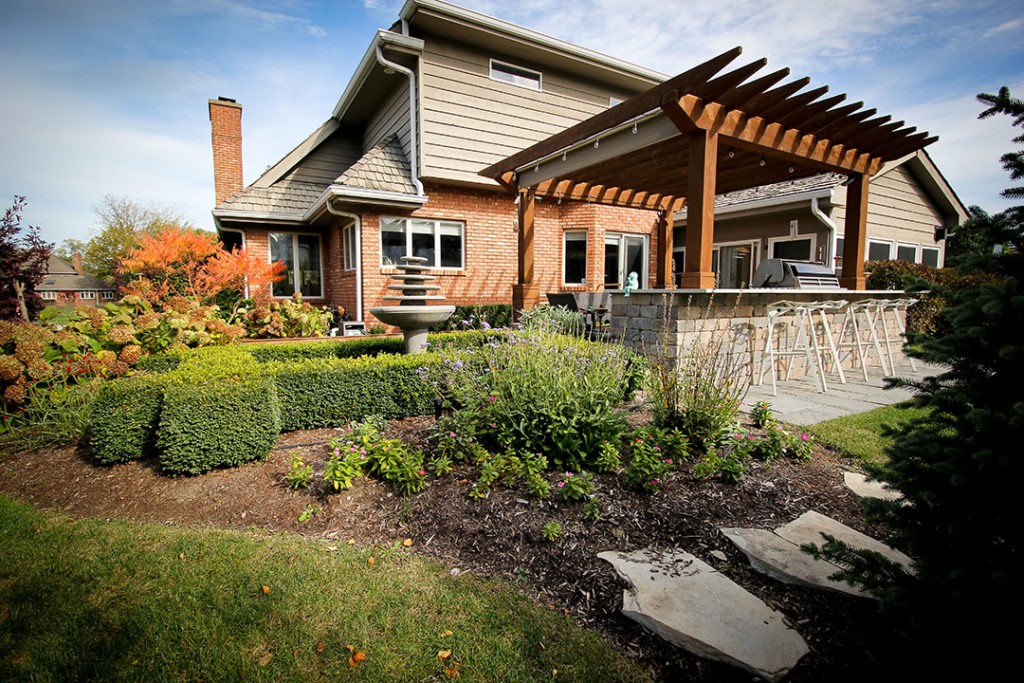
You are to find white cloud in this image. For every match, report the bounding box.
[983,16,1024,39]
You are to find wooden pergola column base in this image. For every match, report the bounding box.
[678,271,717,289]
[512,283,541,316]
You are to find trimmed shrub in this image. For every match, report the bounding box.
[88,375,165,465]
[273,354,437,431]
[157,376,281,475]
[243,337,404,362]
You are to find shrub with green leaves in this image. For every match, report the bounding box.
[595,441,621,472]
[751,401,775,429]
[88,374,164,465]
[518,305,585,336]
[157,375,281,475]
[556,471,594,503]
[284,455,313,489]
[323,446,363,491]
[623,435,671,493]
[693,451,746,483]
[428,331,640,471]
[330,420,426,496]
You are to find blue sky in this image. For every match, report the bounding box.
[1,0,1022,246]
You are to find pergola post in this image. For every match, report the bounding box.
[840,173,869,290]
[655,210,673,288]
[512,188,540,316]
[679,129,718,289]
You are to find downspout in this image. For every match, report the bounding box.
[810,194,837,268]
[326,198,363,322]
[375,44,424,196]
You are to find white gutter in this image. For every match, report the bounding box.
[325,198,363,323]
[375,43,425,196]
[331,30,424,120]
[810,193,838,266]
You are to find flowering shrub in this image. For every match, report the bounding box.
[427,330,640,471]
[324,446,365,491]
[557,471,594,503]
[751,401,775,429]
[328,417,426,496]
[623,435,672,493]
[241,295,332,338]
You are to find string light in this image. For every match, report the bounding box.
[759,156,766,167]
[728,146,735,159]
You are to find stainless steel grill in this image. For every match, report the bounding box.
[752,259,842,289]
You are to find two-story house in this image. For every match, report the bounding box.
[209,0,966,323]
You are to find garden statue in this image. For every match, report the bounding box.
[624,271,639,297]
[369,256,455,353]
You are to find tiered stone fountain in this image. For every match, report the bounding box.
[369,256,455,354]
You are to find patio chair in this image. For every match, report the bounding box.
[758,299,847,395]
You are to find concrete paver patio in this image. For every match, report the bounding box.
[740,362,942,425]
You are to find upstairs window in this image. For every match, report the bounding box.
[490,60,541,91]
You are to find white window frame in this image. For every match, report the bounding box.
[867,239,894,262]
[380,217,465,271]
[767,233,818,261]
[79,290,95,300]
[40,291,57,300]
[101,291,116,300]
[921,246,942,268]
[896,242,919,263]
[268,231,325,298]
[605,232,649,289]
[562,231,587,286]
[489,59,542,91]
[342,223,356,271]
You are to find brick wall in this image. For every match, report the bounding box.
[232,182,663,328]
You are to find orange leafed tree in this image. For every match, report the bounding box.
[120,225,285,321]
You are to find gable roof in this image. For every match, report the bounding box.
[336,135,416,195]
[46,255,77,274]
[40,256,116,293]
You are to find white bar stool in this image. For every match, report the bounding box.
[758,300,847,395]
[878,298,918,373]
[836,299,892,380]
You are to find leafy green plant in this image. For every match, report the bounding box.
[519,305,585,336]
[623,435,671,493]
[595,441,621,472]
[284,455,313,489]
[556,471,594,503]
[240,295,332,338]
[366,324,387,335]
[751,401,775,429]
[428,452,454,476]
[583,498,600,522]
[333,421,427,497]
[323,446,363,491]
[541,522,562,542]
[298,504,321,522]
[693,451,746,483]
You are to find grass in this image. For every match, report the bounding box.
[0,495,649,682]
[806,402,930,465]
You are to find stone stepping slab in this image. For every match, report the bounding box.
[598,549,808,682]
[721,510,914,599]
[843,471,903,501]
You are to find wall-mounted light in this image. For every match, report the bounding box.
[728,146,735,159]
[759,156,766,167]
[788,165,795,174]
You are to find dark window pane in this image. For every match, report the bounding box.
[897,244,917,262]
[605,242,620,286]
[221,230,243,252]
[672,251,685,283]
[297,235,321,297]
[381,230,405,266]
[269,233,294,297]
[564,235,586,284]
[440,234,461,267]
[412,231,434,265]
[773,238,812,260]
[868,241,891,262]
[921,248,940,268]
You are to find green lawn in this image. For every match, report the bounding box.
[0,495,648,682]
[806,402,930,465]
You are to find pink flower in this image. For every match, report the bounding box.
[490,422,496,428]
[418,469,426,476]
[360,449,367,455]
[653,446,661,451]
[449,432,456,438]
[801,434,809,441]
[557,481,565,487]
[333,449,340,457]
[488,396,497,402]
[664,459,672,464]
[651,478,660,485]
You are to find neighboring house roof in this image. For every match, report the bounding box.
[336,135,416,195]
[39,256,116,293]
[714,173,848,209]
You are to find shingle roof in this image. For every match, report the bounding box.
[46,255,77,274]
[678,172,847,218]
[218,180,327,217]
[335,135,416,195]
[39,273,115,293]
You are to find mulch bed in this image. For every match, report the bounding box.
[0,410,901,682]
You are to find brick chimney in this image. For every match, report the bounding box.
[209,97,243,205]
[72,252,83,275]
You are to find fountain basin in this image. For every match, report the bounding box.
[370,304,456,354]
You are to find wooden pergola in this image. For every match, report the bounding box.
[480,47,936,310]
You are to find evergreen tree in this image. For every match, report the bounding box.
[813,90,1023,673]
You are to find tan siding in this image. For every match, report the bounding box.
[281,132,362,184]
[419,34,644,183]
[364,84,411,158]
[866,166,944,244]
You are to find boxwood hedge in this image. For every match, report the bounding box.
[88,374,164,465]
[157,376,281,475]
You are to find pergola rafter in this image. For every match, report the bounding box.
[482,47,937,307]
